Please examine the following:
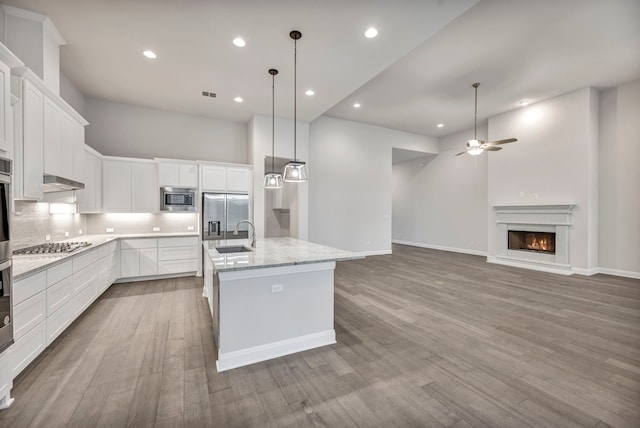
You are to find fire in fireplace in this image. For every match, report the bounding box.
[508,231,556,254]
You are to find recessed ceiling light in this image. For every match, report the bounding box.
[365,28,378,39]
[233,37,246,47]
[142,50,157,59]
[437,123,444,128]
[353,103,361,108]
[518,99,530,106]
[234,97,243,103]
[305,89,315,96]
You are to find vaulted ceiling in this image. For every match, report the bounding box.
[4,0,640,137]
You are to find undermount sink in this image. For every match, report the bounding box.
[216,245,252,254]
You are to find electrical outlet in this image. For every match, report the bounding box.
[78,229,83,235]
[45,235,51,241]
[187,226,195,231]
[106,227,114,233]
[153,227,160,232]
[64,232,69,237]
[271,284,284,293]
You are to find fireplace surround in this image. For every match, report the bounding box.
[490,204,575,275]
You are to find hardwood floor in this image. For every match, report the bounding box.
[1,244,639,427]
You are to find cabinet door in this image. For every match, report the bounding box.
[22,79,44,200]
[139,248,158,276]
[179,164,198,187]
[132,162,158,212]
[120,249,139,277]
[201,165,227,191]
[0,59,9,152]
[77,149,102,213]
[227,167,251,192]
[72,122,85,181]
[157,163,179,186]
[43,96,62,177]
[102,160,132,212]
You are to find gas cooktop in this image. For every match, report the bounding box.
[13,241,92,255]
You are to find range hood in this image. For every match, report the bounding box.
[43,174,85,193]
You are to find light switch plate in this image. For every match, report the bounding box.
[153,227,160,232]
[271,284,284,293]
[45,235,51,241]
[187,226,195,231]
[64,232,69,237]
[106,228,114,233]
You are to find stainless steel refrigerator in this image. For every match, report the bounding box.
[202,193,250,241]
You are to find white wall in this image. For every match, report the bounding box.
[392,123,488,255]
[249,114,309,241]
[84,98,248,163]
[599,79,640,276]
[60,72,86,116]
[487,88,600,273]
[309,116,438,255]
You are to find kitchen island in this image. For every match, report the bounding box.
[202,237,361,371]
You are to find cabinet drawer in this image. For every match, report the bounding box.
[46,260,72,286]
[158,236,198,248]
[46,300,72,346]
[108,265,119,285]
[121,238,157,250]
[158,259,198,275]
[46,276,72,316]
[13,271,46,305]
[71,283,97,320]
[9,320,46,378]
[72,264,98,295]
[158,246,198,261]
[14,292,46,340]
[97,256,110,276]
[97,241,118,258]
[72,249,98,273]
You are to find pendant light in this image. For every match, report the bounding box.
[264,68,283,189]
[283,30,308,183]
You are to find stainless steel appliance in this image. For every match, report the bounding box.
[160,187,197,212]
[202,193,250,240]
[13,241,92,255]
[0,157,12,353]
[42,174,84,193]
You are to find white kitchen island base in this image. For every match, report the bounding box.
[203,238,360,372]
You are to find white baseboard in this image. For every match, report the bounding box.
[392,240,487,257]
[350,249,392,257]
[115,272,196,283]
[487,256,574,276]
[596,267,640,280]
[571,267,600,276]
[216,329,336,372]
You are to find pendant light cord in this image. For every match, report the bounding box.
[271,72,275,173]
[293,37,297,162]
[473,82,479,140]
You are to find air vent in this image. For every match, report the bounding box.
[201,91,217,98]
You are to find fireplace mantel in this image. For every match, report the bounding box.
[489,203,576,275]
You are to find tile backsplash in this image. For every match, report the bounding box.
[12,201,87,249]
[86,212,198,235]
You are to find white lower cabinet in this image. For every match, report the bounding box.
[8,321,46,379]
[45,300,72,346]
[157,236,199,275]
[120,238,158,278]
[13,292,46,340]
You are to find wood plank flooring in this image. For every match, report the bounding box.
[1,244,639,427]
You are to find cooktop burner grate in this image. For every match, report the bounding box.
[13,241,92,255]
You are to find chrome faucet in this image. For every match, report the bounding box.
[233,220,256,248]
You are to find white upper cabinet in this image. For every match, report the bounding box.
[157,162,198,188]
[102,159,157,213]
[21,78,44,200]
[0,59,11,152]
[200,164,251,193]
[76,146,102,213]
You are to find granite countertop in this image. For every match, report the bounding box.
[12,232,199,279]
[203,237,363,272]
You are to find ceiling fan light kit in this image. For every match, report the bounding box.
[456,82,518,157]
[283,30,308,183]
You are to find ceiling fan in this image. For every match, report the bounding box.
[456,83,517,156]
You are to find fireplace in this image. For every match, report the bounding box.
[508,231,556,254]
[491,204,575,275]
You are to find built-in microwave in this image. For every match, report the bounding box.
[160,187,197,212]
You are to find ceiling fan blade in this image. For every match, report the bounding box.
[484,146,502,151]
[455,150,468,156]
[487,138,517,146]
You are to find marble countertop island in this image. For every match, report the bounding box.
[203,237,362,272]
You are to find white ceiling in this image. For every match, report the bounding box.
[3,0,640,138]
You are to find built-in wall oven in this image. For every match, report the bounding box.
[0,157,12,353]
